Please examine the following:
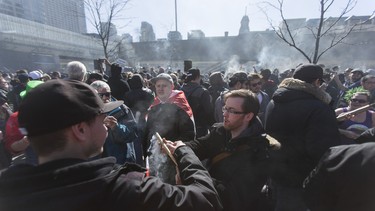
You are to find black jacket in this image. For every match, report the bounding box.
[186,119,272,211]
[107,75,130,101]
[181,82,213,136]
[304,143,375,211]
[143,103,195,155]
[265,78,341,187]
[0,146,223,211]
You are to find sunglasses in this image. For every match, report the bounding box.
[98,92,111,98]
[350,98,367,103]
[250,82,262,87]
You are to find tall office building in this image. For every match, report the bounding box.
[0,0,86,34]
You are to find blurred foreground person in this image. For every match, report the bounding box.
[186,89,280,211]
[304,143,375,211]
[265,64,341,211]
[0,80,222,211]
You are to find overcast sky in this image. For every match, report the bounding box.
[106,0,375,41]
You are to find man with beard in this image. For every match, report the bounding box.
[265,64,341,211]
[185,89,279,211]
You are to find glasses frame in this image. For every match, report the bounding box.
[222,107,248,115]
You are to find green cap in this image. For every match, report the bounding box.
[20,80,44,99]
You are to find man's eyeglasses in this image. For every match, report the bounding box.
[222,107,247,115]
[98,92,111,98]
[250,82,262,87]
[350,98,367,103]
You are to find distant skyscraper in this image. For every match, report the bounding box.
[140,22,155,42]
[0,0,86,34]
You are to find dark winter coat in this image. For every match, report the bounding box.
[304,143,375,211]
[181,82,214,137]
[265,78,341,188]
[143,103,195,155]
[0,147,223,211]
[107,73,130,102]
[186,118,273,211]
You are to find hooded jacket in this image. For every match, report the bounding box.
[0,146,223,211]
[265,78,341,187]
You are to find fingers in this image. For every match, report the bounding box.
[104,116,118,129]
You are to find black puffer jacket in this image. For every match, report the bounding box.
[0,147,223,211]
[265,78,341,188]
[186,118,273,211]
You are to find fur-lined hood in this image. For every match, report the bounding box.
[275,78,332,104]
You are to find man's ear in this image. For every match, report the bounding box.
[71,122,88,141]
[245,112,255,122]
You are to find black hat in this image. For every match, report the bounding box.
[185,68,201,82]
[18,80,123,137]
[293,64,323,83]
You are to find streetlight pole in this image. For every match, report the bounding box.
[175,0,178,31]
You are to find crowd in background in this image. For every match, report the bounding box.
[1,61,375,210]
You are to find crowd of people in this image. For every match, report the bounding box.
[0,60,375,210]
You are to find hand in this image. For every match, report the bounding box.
[164,140,185,155]
[104,116,118,130]
[11,136,29,152]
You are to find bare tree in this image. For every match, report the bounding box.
[85,0,131,60]
[260,0,373,64]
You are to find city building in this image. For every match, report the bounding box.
[0,0,86,34]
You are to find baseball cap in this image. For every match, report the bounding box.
[20,80,44,99]
[293,64,323,83]
[150,73,173,84]
[18,80,123,137]
[186,68,201,79]
[29,71,43,80]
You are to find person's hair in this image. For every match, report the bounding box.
[228,72,247,88]
[248,73,262,81]
[90,80,110,91]
[67,61,87,81]
[260,69,271,80]
[51,71,61,79]
[353,91,372,103]
[29,116,97,156]
[223,89,260,116]
[29,128,68,156]
[361,74,375,83]
[16,69,28,75]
